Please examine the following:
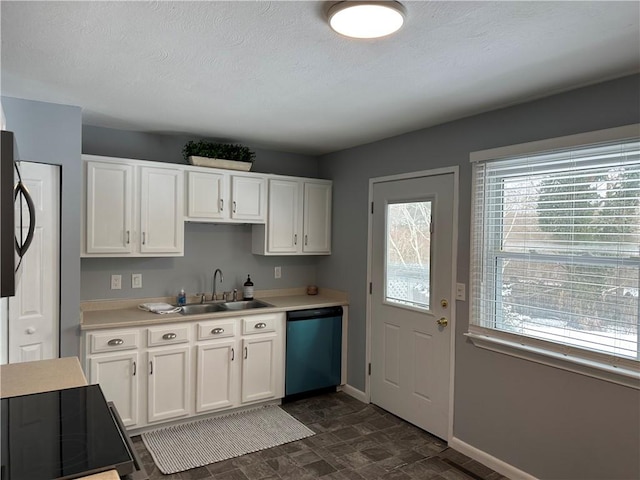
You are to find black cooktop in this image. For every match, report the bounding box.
[1,384,134,480]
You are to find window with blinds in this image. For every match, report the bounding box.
[470,138,640,371]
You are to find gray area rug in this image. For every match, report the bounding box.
[141,405,315,474]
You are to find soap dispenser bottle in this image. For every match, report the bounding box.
[178,288,187,306]
[243,275,254,300]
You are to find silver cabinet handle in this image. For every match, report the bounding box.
[162,333,177,340]
[305,234,308,246]
[294,234,297,245]
[211,328,225,335]
[255,322,267,329]
[244,346,248,359]
[126,230,130,244]
[132,361,136,376]
[231,347,235,361]
[149,361,153,375]
[233,201,237,213]
[142,232,146,245]
[220,198,224,211]
[108,338,124,346]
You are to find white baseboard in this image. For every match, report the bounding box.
[338,384,368,403]
[449,437,538,480]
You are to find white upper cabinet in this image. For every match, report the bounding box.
[140,167,184,254]
[86,161,134,254]
[266,179,300,254]
[252,177,332,255]
[185,168,266,224]
[231,175,265,222]
[302,182,332,254]
[82,155,184,257]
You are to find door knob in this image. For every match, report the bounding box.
[437,317,448,327]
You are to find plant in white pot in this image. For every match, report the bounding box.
[183,140,256,171]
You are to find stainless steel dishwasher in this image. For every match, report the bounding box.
[285,306,343,397]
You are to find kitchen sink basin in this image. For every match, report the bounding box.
[220,300,272,310]
[178,299,272,315]
[179,303,227,315]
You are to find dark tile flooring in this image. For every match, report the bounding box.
[131,391,508,480]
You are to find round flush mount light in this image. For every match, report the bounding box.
[328,1,406,39]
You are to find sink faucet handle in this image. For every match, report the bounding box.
[196,293,206,304]
[232,289,238,302]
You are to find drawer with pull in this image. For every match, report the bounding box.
[241,314,279,335]
[89,330,139,354]
[147,324,190,347]
[197,320,236,341]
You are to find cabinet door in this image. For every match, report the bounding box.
[303,182,332,254]
[267,179,300,253]
[231,176,265,222]
[90,352,139,427]
[147,346,190,423]
[187,171,227,220]
[241,334,277,403]
[86,162,133,254]
[139,166,184,254]
[196,341,237,413]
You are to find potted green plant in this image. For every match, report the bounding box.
[183,140,256,171]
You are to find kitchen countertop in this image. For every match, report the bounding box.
[81,287,348,330]
[0,357,87,398]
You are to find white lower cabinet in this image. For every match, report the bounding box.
[89,352,139,427]
[241,334,278,403]
[147,346,191,423]
[195,340,236,413]
[84,312,284,431]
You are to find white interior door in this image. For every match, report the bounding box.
[9,162,60,363]
[370,172,455,439]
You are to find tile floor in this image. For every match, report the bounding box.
[131,391,509,480]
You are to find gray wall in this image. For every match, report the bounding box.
[82,125,321,178]
[316,74,640,479]
[2,96,82,358]
[81,126,322,301]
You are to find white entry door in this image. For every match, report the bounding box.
[370,171,455,439]
[9,162,60,363]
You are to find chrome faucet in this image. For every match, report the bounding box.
[212,269,223,301]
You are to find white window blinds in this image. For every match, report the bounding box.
[470,138,640,369]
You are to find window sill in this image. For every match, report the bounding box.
[464,332,640,390]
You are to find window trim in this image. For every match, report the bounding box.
[468,124,640,388]
[465,328,640,390]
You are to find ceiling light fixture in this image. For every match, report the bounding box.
[328,1,406,39]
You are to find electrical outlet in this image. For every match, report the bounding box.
[132,273,142,289]
[274,266,281,279]
[111,274,122,290]
[456,282,466,301]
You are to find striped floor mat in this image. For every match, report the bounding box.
[141,405,315,474]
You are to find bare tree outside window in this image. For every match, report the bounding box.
[497,165,640,358]
[385,201,432,309]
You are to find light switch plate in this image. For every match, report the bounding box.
[132,273,142,289]
[111,274,122,290]
[456,283,466,301]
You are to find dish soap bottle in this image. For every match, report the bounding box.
[177,288,187,306]
[243,275,254,300]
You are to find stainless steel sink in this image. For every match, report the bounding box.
[220,300,272,310]
[178,299,272,315]
[179,303,227,315]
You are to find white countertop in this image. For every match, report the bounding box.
[81,288,348,330]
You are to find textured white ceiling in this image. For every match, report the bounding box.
[2,1,639,155]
